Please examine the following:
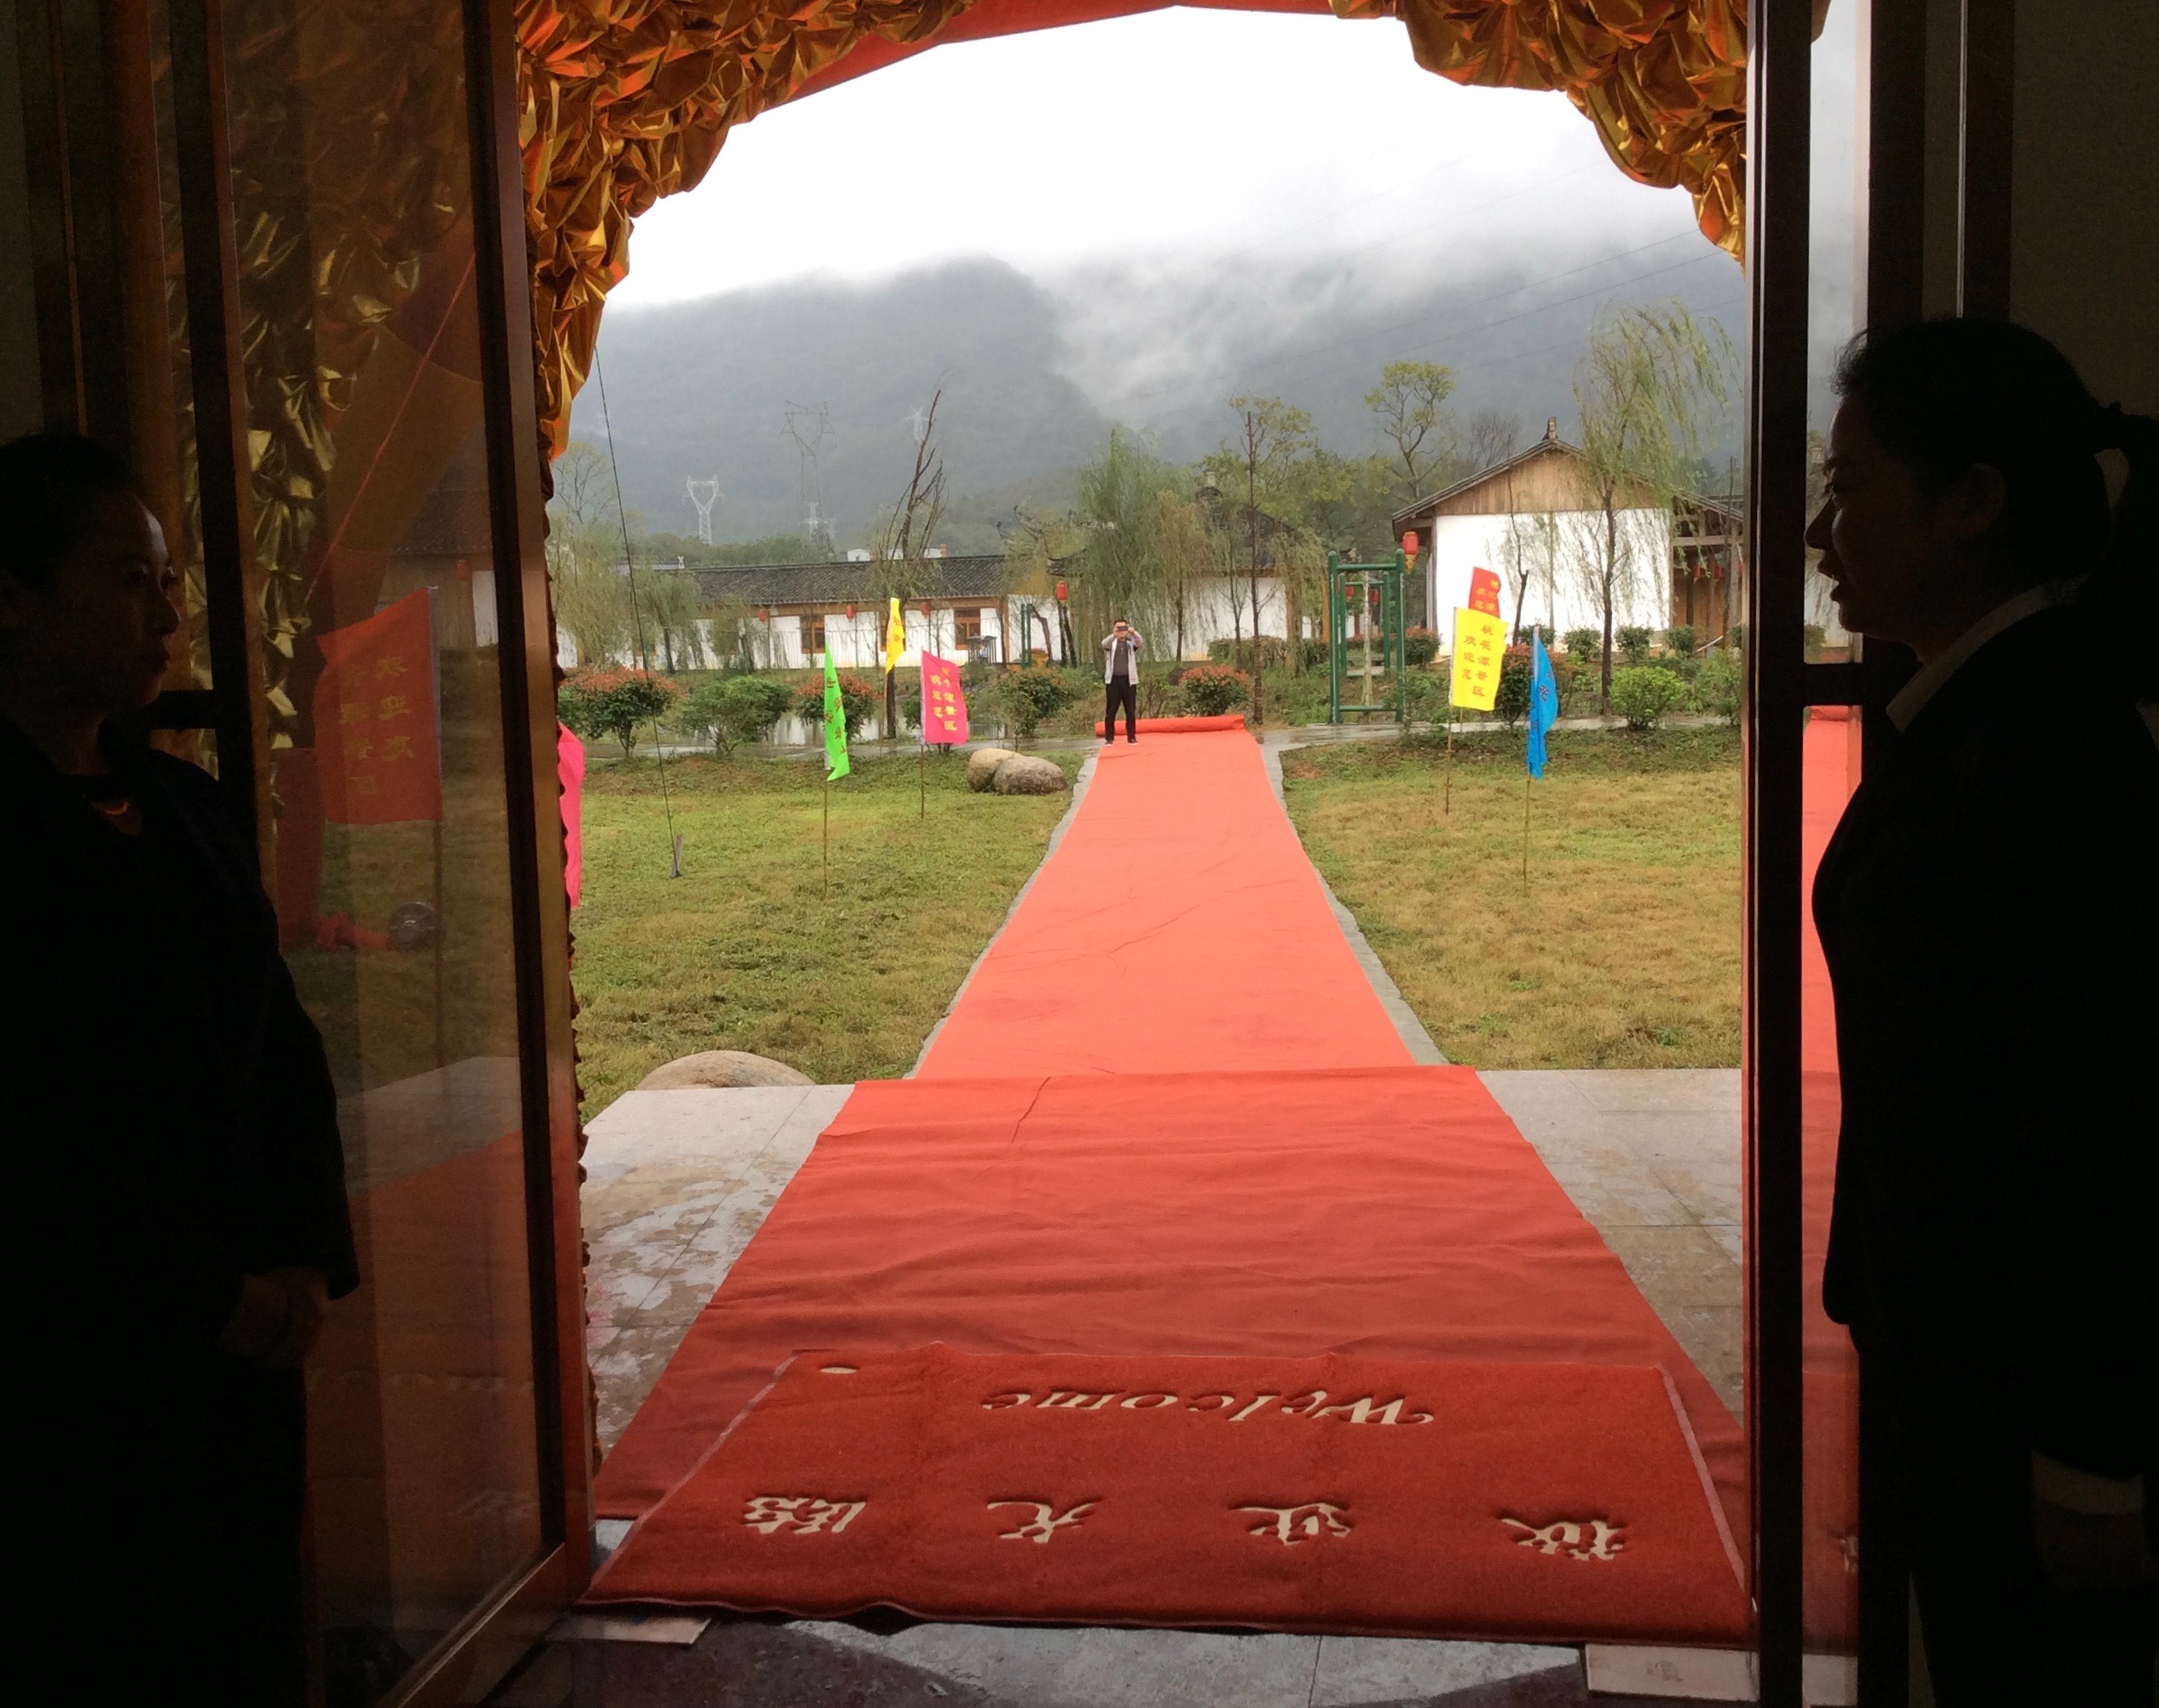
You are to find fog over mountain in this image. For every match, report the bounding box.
[577,238,1748,553]
[575,1,1862,552]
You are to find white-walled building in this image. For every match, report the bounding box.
[1392,419,1745,647]
[682,556,1072,670]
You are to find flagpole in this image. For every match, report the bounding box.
[822,773,830,901]
[431,818,447,1068]
[1444,716,1455,816]
[1522,771,1532,890]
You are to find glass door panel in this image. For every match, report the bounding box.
[209,0,546,1696]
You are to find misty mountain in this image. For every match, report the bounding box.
[578,246,1749,554]
[576,263,1111,552]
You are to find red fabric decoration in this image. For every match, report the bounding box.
[313,590,442,825]
[1468,567,1503,618]
[558,722,585,909]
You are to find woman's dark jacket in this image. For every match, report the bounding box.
[1,717,357,1393]
[1814,599,2157,1483]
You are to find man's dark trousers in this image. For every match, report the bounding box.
[1104,678,1137,743]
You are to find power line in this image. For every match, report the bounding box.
[592,353,680,868]
[1212,143,1488,262]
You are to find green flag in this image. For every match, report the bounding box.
[822,648,850,781]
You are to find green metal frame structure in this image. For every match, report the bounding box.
[1325,550,1407,723]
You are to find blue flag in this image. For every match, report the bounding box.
[1526,633,1559,779]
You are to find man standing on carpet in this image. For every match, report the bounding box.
[1101,618,1143,743]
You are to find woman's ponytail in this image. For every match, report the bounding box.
[2078,400,2159,698]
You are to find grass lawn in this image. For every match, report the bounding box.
[1280,726,1741,1069]
[571,748,1080,1114]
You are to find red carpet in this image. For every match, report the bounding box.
[589,1345,1748,1644]
[1090,712,1248,736]
[920,729,1410,1078]
[592,1069,1746,1550]
[1802,713,1863,1648]
[592,722,1754,1642]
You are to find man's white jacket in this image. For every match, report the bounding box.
[1100,630,1144,684]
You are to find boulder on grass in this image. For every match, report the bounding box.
[637,1050,812,1091]
[992,754,1069,796]
[966,746,1020,791]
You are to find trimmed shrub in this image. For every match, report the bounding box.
[1609,665,1690,731]
[1403,668,1449,726]
[1691,649,1743,722]
[791,670,879,739]
[1403,626,1440,666]
[1804,623,1827,661]
[1180,663,1251,716]
[683,673,794,755]
[1493,646,1533,726]
[1299,638,1329,669]
[1664,625,1698,659]
[558,668,684,758]
[1563,627,1604,665]
[1617,625,1656,668]
[996,669,1080,738]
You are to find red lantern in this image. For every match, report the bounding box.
[846,605,857,619]
[756,606,769,620]
[1054,579,1069,603]
[1400,531,1419,559]
[921,601,932,617]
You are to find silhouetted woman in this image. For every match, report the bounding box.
[1807,321,2157,1704]
[0,433,357,1705]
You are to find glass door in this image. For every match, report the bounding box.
[21,0,591,1700]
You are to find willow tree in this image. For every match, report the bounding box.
[869,388,949,729]
[546,438,633,667]
[1075,427,1180,649]
[1572,303,1735,711]
[1365,359,1457,505]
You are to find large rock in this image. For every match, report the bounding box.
[991,754,1069,796]
[636,1050,812,1091]
[966,746,1020,791]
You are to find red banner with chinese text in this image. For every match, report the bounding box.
[315,590,442,825]
[920,650,969,746]
[1468,566,1503,618]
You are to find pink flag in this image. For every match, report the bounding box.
[557,722,585,909]
[920,650,970,745]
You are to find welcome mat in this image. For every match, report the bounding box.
[588,1346,1750,1646]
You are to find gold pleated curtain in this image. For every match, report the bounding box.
[512,0,1784,465]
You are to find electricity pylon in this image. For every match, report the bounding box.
[686,477,721,546]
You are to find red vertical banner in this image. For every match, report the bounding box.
[314,590,443,825]
[1467,566,1503,618]
[919,650,970,745]
[558,722,585,909]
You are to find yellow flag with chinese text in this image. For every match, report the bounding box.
[1449,606,1507,712]
[882,598,907,674]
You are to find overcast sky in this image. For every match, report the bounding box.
[609,7,1739,311]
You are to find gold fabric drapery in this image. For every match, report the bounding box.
[516,1,981,463]
[1336,0,1758,257]
[511,0,1795,461]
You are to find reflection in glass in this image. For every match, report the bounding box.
[211,0,543,1697]
[1801,2,1864,1682]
